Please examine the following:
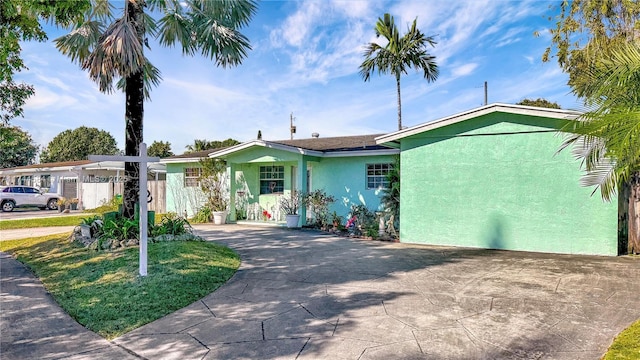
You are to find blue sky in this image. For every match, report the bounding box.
[15,0,579,156]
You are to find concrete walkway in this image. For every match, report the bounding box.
[0,226,75,241]
[2,224,640,359]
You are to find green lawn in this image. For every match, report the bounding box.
[603,318,640,359]
[0,214,95,230]
[0,234,240,339]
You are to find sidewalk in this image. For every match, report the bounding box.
[0,252,137,359]
[0,227,75,241]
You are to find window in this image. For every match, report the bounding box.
[40,175,51,189]
[260,165,284,194]
[184,167,202,187]
[366,163,393,189]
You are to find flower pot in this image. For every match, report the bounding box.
[285,214,300,228]
[212,211,227,225]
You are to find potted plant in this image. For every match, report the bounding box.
[199,158,229,225]
[69,198,79,210]
[279,191,301,228]
[56,197,67,212]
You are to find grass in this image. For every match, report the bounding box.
[0,234,240,339]
[603,319,640,359]
[0,214,95,230]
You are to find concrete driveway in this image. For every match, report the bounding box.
[112,225,640,360]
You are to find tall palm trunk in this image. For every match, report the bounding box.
[123,0,144,220]
[629,173,640,254]
[396,73,402,131]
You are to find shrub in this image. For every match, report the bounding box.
[303,189,336,228]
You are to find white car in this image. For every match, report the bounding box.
[0,186,60,212]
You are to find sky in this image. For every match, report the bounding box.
[14,0,581,157]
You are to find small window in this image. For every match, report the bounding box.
[25,187,40,194]
[184,167,202,187]
[260,165,284,194]
[366,163,393,189]
[40,175,51,188]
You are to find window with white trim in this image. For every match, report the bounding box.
[259,165,284,194]
[184,167,202,187]
[366,163,393,189]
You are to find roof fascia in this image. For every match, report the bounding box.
[209,140,325,158]
[322,149,400,158]
[376,103,582,144]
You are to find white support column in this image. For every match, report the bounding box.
[297,156,308,226]
[229,163,237,222]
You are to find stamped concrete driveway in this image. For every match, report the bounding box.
[115,225,640,360]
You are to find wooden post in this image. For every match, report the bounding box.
[89,142,160,276]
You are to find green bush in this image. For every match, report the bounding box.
[192,206,212,223]
[86,196,122,214]
[151,212,192,237]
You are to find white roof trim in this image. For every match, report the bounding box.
[376,103,582,145]
[322,149,400,158]
[209,140,324,159]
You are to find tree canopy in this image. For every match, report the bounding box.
[540,0,640,92]
[185,138,241,153]
[516,98,561,109]
[40,126,119,163]
[147,140,173,158]
[0,0,89,123]
[53,0,257,219]
[360,13,439,130]
[0,124,38,168]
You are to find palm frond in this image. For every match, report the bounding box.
[55,20,104,63]
[116,59,162,100]
[82,15,145,92]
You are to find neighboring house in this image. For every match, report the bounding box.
[376,103,619,256]
[163,135,399,224]
[0,160,166,212]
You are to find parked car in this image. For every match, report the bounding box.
[0,186,59,212]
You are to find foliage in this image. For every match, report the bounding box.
[40,126,119,163]
[0,124,38,168]
[185,138,241,153]
[53,0,257,219]
[150,212,192,237]
[0,0,89,123]
[0,214,95,230]
[381,155,400,228]
[192,206,212,223]
[360,13,439,130]
[348,204,378,238]
[199,158,228,212]
[279,190,301,215]
[303,189,336,228]
[602,318,640,360]
[98,216,139,241]
[147,140,173,158]
[540,0,640,92]
[557,41,640,253]
[86,195,122,214]
[516,98,561,109]
[0,234,240,339]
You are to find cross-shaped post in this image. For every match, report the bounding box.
[89,142,160,276]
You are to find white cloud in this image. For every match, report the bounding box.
[451,63,478,78]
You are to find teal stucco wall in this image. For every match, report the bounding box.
[311,155,396,219]
[399,112,618,255]
[165,162,205,217]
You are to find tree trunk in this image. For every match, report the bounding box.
[396,73,402,131]
[123,0,145,220]
[629,173,640,254]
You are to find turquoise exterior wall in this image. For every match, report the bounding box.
[311,155,396,218]
[399,112,618,255]
[165,162,205,217]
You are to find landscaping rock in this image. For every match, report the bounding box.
[88,240,99,251]
[126,239,138,247]
[101,239,112,250]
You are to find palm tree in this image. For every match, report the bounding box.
[560,41,640,253]
[360,13,439,131]
[55,0,257,219]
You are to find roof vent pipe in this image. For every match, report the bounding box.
[311,132,319,138]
